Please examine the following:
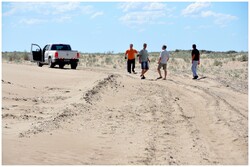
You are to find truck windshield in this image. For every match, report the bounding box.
[51,44,71,51]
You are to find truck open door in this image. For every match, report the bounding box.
[30,44,42,62]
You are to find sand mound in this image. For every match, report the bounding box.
[83,74,120,104]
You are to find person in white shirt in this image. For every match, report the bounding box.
[157,45,170,80]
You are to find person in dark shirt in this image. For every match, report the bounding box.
[191,44,200,79]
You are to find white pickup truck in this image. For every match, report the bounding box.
[30,43,80,69]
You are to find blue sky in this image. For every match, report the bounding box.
[2,1,248,53]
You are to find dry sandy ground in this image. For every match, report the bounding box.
[2,62,248,165]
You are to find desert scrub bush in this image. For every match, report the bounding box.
[199,65,207,75]
[150,57,157,63]
[232,71,240,79]
[170,57,176,63]
[213,59,223,66]
[9,53,21,62]
[202,59,209,66]
[23,52,29,61]
[2,51,29,62]
[237,54,248,62]
[183,56,190,63]
[223,58,230,64]
[84,55,99,66]
[226,50,237,54]
[226,69,243,79]
[105,56,112,65]
[169,65,177,72]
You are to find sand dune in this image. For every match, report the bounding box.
[2,62,248,165]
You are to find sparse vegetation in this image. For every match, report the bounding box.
[105,57,112,65]
[2,50,248,89]
[213,60,223,66]
[199,64,207,75]
[2,51,29,62]
[237,54,248,62]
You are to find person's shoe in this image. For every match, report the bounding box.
[157,76,162,80]
[133,71,137,74]
[141,76,146,79]
[163,78,166,80]
[193,76,198,79]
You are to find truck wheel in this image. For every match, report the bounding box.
[71,63,77,69]
[37,62,43,67]
[59,63,65,69]
[48,58,55,68]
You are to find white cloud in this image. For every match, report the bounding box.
[90,12,104,19]
[118,2,142,12]
[80,5,95,15]
[19,18,47,25]
[143,2,166,11]
[120,11,166,26]
[3,2,104,25]
[200,10,214,17]
[182,2,210,16]
[119,2,175,28]
[182,2,237,28]
[3,3,43,16]
[3,2,55,16]
[201,10,237,27]
[55,16,72,23]
[51,2,81,15]
[3,2,81,16]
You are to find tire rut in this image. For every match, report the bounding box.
[166,77,248,164]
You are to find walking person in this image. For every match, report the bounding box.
[125,44,138,74]
[138,43,150,79]
[191,44,200,79]
[157,45,170,80]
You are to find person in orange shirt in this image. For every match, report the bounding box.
[125,44,138,74]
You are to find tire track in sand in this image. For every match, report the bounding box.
[10,68,247,165]
[74,73,247,165]
[165,77,248,165]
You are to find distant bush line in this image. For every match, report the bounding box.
[2,50,248,62]
[2,51,29,62]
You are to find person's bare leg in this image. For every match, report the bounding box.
[141,69,144,76]
[163,70,167,80]
[143,69,148,76]
[158,68,162,78]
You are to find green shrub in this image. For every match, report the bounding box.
[213,60,223,66]
[2,51,30,62]
[183,57,190,63]
[23,52,29,61]
[237,55,248,62]
[105,57,112,65]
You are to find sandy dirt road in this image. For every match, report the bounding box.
[2,63,248,165]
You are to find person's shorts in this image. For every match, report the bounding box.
[141,61,149,70]
[158,63,167,70]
